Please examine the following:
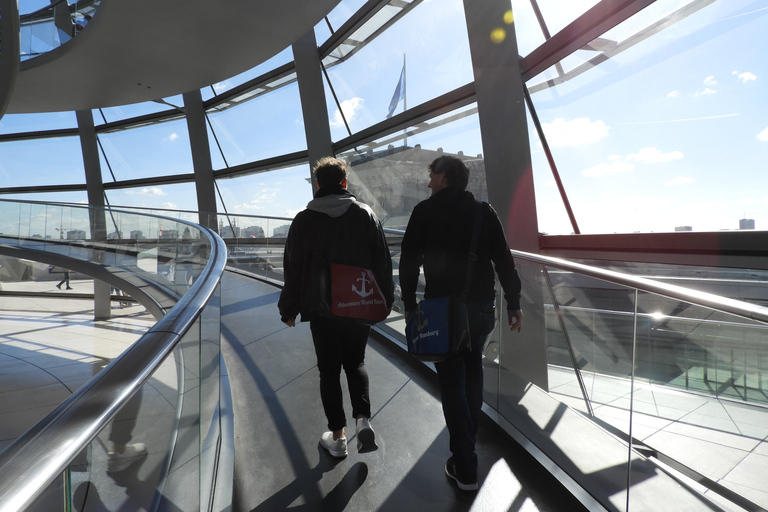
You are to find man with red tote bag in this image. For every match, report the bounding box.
[279,157,394,458]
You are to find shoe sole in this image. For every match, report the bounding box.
[357,427,378,452]
[445,464,478,491]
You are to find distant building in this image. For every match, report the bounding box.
[272,225,291,238]
[130,230,143,239]
[245,226,265,238]
[739,218,755,230]
[347,144,487,229]
[67,230,86,240]
[675,226,693,232]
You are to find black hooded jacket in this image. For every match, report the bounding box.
[399,187,521,313]
[278,184,394,323]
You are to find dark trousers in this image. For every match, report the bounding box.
[309,317,372,432]
[434,300,496,480]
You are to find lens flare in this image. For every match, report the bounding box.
[503,10,514,24]
[490,28,506,43]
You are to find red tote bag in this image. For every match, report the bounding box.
[328,263,388,324]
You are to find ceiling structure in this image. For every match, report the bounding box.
[7,0,341,114]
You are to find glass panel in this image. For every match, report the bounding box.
[527,0,768,234]
[323,0,473,140]
[215,164,312,219]
[105,182,199,213]
[316,0,369,44]
[97,119,193,182]
[206,80,306,168]
[0,112,77,134]
[96,99,179,125]
[0,191,89,205]
[208,47,294,97]
[0,137,85,187]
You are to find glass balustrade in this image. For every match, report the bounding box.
[0,199,225,511]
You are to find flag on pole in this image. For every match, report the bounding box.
[386,65,405,119]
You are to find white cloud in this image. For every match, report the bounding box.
[285,209,303,218]
[627,147,684,163]
[694,88,716,97]
[236,203,266,211]
[125,187,166,196]
[667,90,679,98]
[582,161,634,177]
[331,97,364,127]
[542,117,610,147]
[161,202,178,209]
[166,133,179,142]
[757,127,768,141]
[738,72,757,83]
[703,76,717,85]
[665,177,695,186]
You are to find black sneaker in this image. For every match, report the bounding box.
[445,457,478,491]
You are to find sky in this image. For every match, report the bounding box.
[3,0,768,236]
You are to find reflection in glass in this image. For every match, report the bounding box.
[336,104,486,230]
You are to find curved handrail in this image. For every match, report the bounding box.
[0,222,227,512]
[510,249,768,326]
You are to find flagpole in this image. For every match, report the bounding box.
[403,54,407,148]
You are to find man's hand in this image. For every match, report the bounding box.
[508,309,523,333]
[282,318,296,327]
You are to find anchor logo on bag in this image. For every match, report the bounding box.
[352,271,373,298]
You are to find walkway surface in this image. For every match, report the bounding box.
[220,271,585,511]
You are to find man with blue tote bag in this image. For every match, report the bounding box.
[400,155,523,491]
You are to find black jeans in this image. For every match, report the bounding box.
[434,300,496,481]
[310,317,372,432]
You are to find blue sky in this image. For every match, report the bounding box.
[4,0,768,235]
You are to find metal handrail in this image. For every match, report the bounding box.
[511,249,768,326]
[0,225,227,512]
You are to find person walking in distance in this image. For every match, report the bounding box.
[400,155,524,491]
[278,157,394,458]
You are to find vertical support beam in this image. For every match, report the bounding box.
[292,30,334,190]
[76,110,111,320]
[463,0,548,390]
[183,90,218,231]
[0,0,20,122]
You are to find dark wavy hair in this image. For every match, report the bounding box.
[429,155,469,191]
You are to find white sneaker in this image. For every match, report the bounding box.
[356,417,378,452]
[320,432,347,458]
[107,443,148,472]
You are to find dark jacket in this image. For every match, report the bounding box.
[399,187,521,312]
[278,184,395,322]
